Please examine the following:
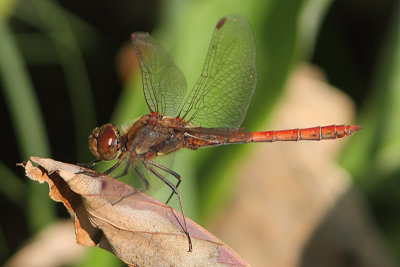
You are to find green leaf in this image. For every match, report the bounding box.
[0,12,55,233]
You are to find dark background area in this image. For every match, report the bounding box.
[312,1,395,108]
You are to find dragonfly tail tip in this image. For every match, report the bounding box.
[348,125,361,135]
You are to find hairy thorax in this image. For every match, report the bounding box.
[122,114,188,160]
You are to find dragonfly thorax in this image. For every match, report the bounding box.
[125,115,187,158]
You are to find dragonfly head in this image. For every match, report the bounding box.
[89,123,122,161]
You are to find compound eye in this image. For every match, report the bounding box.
[89,123,121,161]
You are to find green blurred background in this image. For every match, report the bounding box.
[1,0,400,266]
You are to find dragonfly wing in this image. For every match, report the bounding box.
[131,33,187,116]
[180,14,257,128]
[115,154,176,196]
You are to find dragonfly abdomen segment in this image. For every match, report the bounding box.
[251,124,361,142]
[183,128,253,149]
[183,124,360,149]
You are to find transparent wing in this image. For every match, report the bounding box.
[180,14,257,128]
[131,33,187,116]
[115,154,177,197]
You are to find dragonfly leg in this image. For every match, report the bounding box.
[147,160,182,204]
[75,154,126,177]
[110,162,150,205]
[143,161,192,252]
[134,163,150,192]
[114,160,132,179]
[103,153,127,175]
[77,159,101,168]
[75,159,103,176]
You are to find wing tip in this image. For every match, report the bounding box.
[216,17,227,29]
[131,32,149,44]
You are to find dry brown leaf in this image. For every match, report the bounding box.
[22,157,248,267]
[5,221,85,267]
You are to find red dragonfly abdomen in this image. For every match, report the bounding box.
[184,124,360,149]
[251,124,361,142]
[183,127,252,149]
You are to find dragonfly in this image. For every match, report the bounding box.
[88,14,360,252]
